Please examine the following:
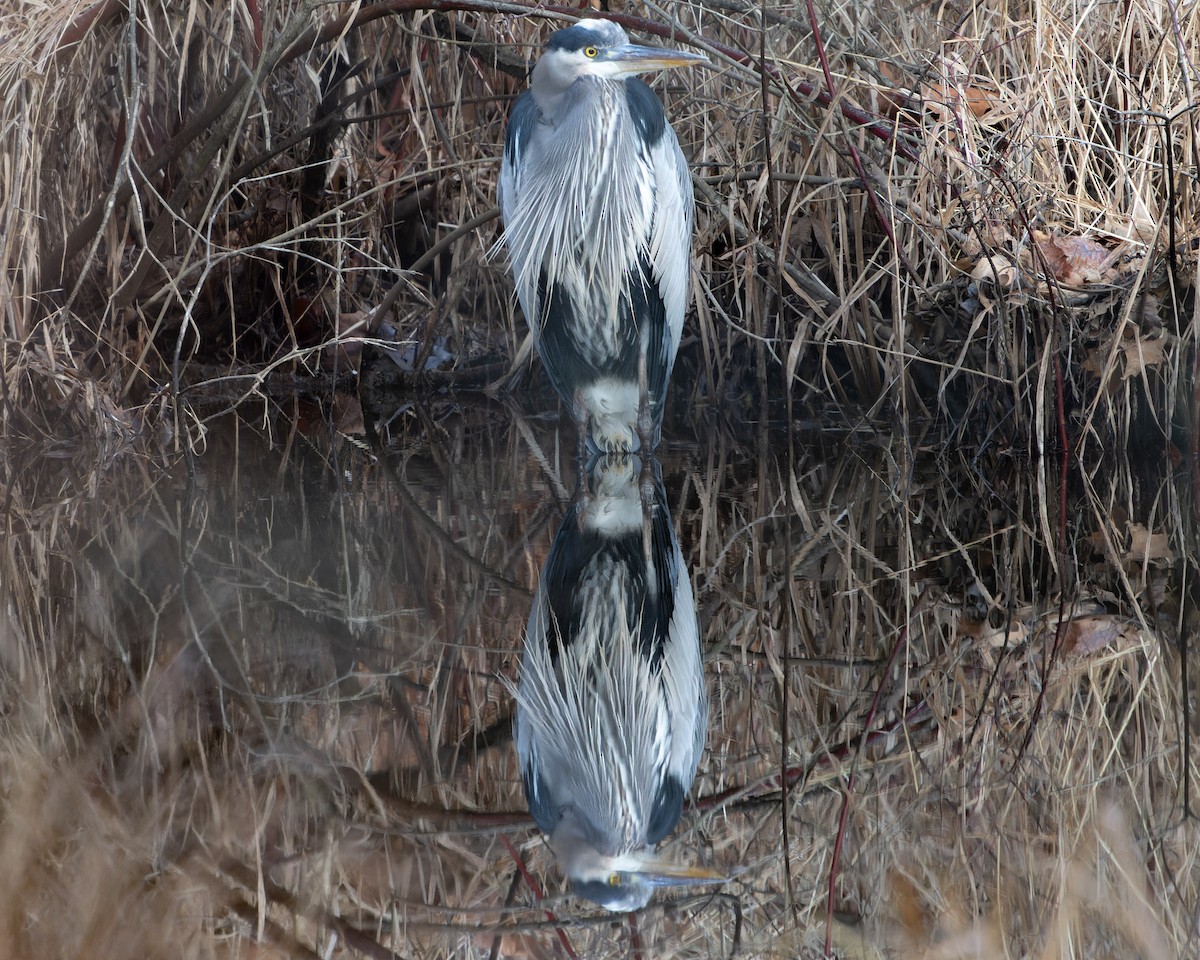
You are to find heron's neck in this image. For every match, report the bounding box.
[530,71,621,126]
[552,809,614,864]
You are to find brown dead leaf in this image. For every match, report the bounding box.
[922,80,999,119]
[1126,522,1173,561]
[957,612,1029,646]
[1120,334,1167,379]
[1082,345,1120,393]
[970,254,1020,290]
[1061,615,1138,656]
[1081,331,1166,387]
[874,62,915,122]
[891,870,931,941]
[334,703,411,773]
[1033,232,1119,286]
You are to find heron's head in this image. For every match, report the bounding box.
[552,820,724,913]
[530,20,707,116]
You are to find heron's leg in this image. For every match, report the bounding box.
[636,348,655,455]
[573,388,591,497]
[635,350,658,507]
[641,458,654,571]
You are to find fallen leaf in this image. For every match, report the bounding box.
[1061,615,1138,656]
[922,80,1000,118]
[1081,332,1166,386]
[1126,522,1173,561]
[1082,345,1121,394]
[957,612,1029,646]
[873,63,913,122]
[970,253,1020,289]
[891,870,931,941]
[1033,232,1119,286]
[1120,335,1167,379]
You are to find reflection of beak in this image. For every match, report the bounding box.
[605,43,710,75]
[625,853,727,887]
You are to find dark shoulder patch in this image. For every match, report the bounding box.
[645,773,685,844]
[625,78,667,145]
[504,90,541,164]
[522,759,563,835]
[628,473,676,670]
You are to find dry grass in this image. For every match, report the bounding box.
[1,403,1196,958]
[1,0,1194,447]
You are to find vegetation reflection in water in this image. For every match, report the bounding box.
[0,401,1195,958]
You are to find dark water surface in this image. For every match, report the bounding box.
[1,396,1195,958]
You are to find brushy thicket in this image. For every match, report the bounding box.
[1,0,1195,452]
[1,0,1198,958]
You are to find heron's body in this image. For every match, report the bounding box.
[515,456,708,911]
[500,21,702,451]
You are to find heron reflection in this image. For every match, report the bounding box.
[515,455,719,912]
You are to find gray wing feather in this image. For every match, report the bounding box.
[646,126,695,376]
[499,92,543,324]
[662,536,706,785]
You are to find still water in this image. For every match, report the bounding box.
[1,394,1194,958]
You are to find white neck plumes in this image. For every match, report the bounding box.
[503,75,657,346]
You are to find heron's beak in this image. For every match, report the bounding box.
[626,853,727,887]
[605,43,710,75]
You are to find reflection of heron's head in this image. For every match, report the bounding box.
[551,813,725,912]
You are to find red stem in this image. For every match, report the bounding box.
[499,835,579,960]
[245,0,263,58]
[800,0,919,278]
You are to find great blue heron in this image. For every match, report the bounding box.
[514,455,720,912]
[499,20,707,453]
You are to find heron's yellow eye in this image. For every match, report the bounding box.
[608,873,621,886]
[584,46,599,58]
